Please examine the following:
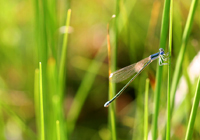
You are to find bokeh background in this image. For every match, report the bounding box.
[0,0,200,140]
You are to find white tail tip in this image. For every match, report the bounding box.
[104,101,110,107]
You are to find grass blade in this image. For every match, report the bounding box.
[107,23,117,140]
[34,69,40,140]
[56,120,61,140]
[166,0,173,139]
[144,78,149,140]
[57,10,71,139]
[34,0,48,138]
[59,9,71,96]
[107,0,120,138]
[185,75,200,140]
[152,0,171,139]
[170,0,199,112]
[39,62,45,140]
[47,58,64,140]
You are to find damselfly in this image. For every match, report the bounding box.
[104,48,168,107]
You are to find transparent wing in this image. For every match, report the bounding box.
[109,57,150,83]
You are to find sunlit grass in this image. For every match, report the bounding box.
[39,62,45,140]
[34,2,71,140]
[170,0,199,113]
[185,75,200,140]
[0,0,200,139]
[166,0,173,139]
[107,23,117,140]
[144,78,149,140]
[56,120,61,140]
[152,0,171,139]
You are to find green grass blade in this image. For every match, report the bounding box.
[166,0,173,139]
[57,10,71,139]
[33,0,39,58]
[107,0,120,138]
[34,0,49,138]
[144,78,149,140]
[152,0,171,139]
[59,9,71,96]
[107,24,117,140]
[170,0,199,112]
[34,69,40,140]
[48,0,57,59]
[47,58,63,140]
[108,82,117,140]
[39,62,45,140]
[56,120,61,140]
[185,75,200,140]
[38,0,48,65]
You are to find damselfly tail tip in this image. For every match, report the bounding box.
[104,101,110,107]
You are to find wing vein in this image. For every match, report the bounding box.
[109,57,150,83]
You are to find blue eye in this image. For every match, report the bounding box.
[159,48,164,55]
[160,51,164,55]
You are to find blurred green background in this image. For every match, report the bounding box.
[0,0,200,140]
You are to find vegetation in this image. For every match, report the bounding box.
[0,0,200,139]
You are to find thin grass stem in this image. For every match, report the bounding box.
[166,0,173,139]
[144,78,149,140]
[107,23,117,140]
[108,0,120,138]
[170,0,199,112]
[56,120,61,140]
[185,75,200,140]
[39,62,45,140]
[59,9,71,96]
[34,69,40,140]
[152,0,171,139]
[57,10,71,139]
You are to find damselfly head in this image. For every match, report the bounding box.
[159,48,165,55]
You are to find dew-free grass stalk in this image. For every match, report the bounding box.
[59,9,71,96]
[39,62,45,140]
[34,0,49,138]
[144,78,149,140]
[47,58,65,140]
[166,0,173,139]
[38,0,48,66]
[56,10,71,139]
[152,0,170,139]
[56,120,61,140]
[108,0,120,139]
[107,24,117,140]
[34,69,40,140]
[41,0,48,57]
[48,0,57,59]
[108,82,117,140]
[33,0,39,57]
[185,75,200,140]
[170,0,199,113]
